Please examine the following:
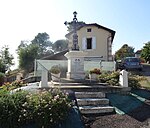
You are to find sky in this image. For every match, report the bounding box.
[0,0,150,69]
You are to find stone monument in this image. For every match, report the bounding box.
[64,11,87,79]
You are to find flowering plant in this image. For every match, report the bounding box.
[50,65,61,74]
[90,68,101,75]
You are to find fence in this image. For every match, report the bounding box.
[35,60,116,77]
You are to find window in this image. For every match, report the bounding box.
[87,38,92,49]
[87,28,91,32]
[82,37,96,50]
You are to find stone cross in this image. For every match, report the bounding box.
[64,11,79,51]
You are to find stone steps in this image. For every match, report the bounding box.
[75,91,114,115]
[49,79,131,115]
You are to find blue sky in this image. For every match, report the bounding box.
[0,0,150,68]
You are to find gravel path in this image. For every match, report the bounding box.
[83,98,150,128]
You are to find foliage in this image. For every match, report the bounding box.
[52,39,68,53]
[50,65,61,74]
[98,70,146,88]
[0,89,72,128]
[17,33,55,73]
[141,41,150,63]
[98,71,120,86]
[31,32,53,56]
[0,46,14,73]
[1,80,26,91]
[89,68,101,75]
[115,44,135,60]
[128,76,141,88]
[0,72,5,86]
[17,44,39,73]
[128,73,146,88]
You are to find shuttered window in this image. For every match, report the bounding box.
[92,37,96,49]
[82,36,96,50]
[82,37,86,50]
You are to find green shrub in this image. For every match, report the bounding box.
[128,76,141,88]
[89,68,101,75]
[1,80,26,91]
[128,74,146,88]
[98,71,120,86]
[50,65,61,74]
[0,72,5,86]
[0,89,72,128]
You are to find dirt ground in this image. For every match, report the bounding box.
[83,101,150,128]
[82,64,150,128]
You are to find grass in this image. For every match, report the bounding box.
[140,78,150,89]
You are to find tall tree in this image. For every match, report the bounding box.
[31,32,53,57]
[141,41,150,63]
[115,44,134,60]
[52,39,69,52]
[17,44,39,73]
[0,46,14,73]
[17,33,54,73]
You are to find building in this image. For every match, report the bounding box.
[135,50,142,58]
[5,69,24,83]
[65,23,115,61]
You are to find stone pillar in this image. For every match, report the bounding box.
[39,69,48,88]
[119,70,128,87]
[65,51,87,79]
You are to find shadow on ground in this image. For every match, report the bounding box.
[106,89,150,122]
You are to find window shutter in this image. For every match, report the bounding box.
[82,37,86,50]
[92,37,96,49]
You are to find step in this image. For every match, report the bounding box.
[50,83,131,93]
[79,106,114,114]
[60,78,105,84]
[75,92,105,98]
[77,98,109,106]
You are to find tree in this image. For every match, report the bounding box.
[115,44,134,60]
[0,46,14,73]
[17,33,54,73]
[141,41,150,63]
[31,32,53,57]
[17,44,39,73]
[52,39,69,52]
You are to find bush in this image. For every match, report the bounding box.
[0,72,5,86]
[98,71,120,86]
[50,65,61,74]
[0,89,72,128]
[1,80,26,91]
[89,68,101,75]
[128,77,141,88]
[128,74,145,88]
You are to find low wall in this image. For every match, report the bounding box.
[35,60,116,77]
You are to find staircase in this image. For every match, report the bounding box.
[75,91,114,114]
[50,78,131,115]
